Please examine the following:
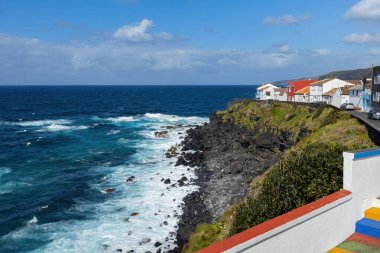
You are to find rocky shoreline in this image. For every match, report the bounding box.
[172,112,297,252]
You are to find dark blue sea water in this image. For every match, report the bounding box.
[0,85,255,253]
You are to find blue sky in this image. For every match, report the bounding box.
[1,0,380,85]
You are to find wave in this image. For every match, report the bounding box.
[37,124,88,132]
[143,113,206,123]
[0,167,12,178]
[10,119,72,127]
[106,116,136,123]
[27,216,38,225]
[106,130,121,135]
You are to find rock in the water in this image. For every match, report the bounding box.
[116,249,123,252]
[163,178,171,184]
[105,188,115,193]
[139,238,151,245]
[154,131,169,138]
[166,146,178,158]
[126,176,135,183]
[130,212,139,216]
[154,242,162,247]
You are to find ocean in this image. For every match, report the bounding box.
[0,85,255,253]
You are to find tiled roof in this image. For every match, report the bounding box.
[340,86,351,95]
[288,79,318,91]
[349,85,363,91]
[295,86,310,95]
[323,88,338,96]
[310,78,332,86]
[345,80,363,86]
[257,83,278,90]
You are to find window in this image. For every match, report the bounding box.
[311,86,315,91]
[318,86,322,91]
[266,91,270,96]
[373,92,380,102]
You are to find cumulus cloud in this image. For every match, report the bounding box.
[263,15,310,25]
[113,19,174,42]
[344,33,380,44]
[0,32,374,85]
[345,0,380,21]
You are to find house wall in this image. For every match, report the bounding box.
[199,148,380,253]
[295,94,309,103]
[341,95,350,105]
[310,86,323,102]
[331,91,341,108]
[350,91,362,109]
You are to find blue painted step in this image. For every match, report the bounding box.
[356,218,380,239]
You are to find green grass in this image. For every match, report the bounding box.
[183,101,375,253]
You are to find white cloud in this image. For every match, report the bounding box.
[0,32,375,85]
[345,0,380,21]
[113,19,174,42]
[344,33,380,44]
[263,15,310,25]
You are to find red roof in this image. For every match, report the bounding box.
[288,79,318,92]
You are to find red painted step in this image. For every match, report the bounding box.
[347,233,380,248]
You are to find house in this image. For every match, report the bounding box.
[330,86,351,108]
[256,83,279,100]
[287,79,318,102]
[294,86,310,103]
[362,78,372,112]
[309,78,355,103]
[322,88,338,105]
[372,66,380,110]
[309,79,332,103]
[273,88,287,101]
[349,85,363,110]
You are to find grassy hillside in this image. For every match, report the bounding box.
[182,101,374,253]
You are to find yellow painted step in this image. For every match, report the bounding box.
[365,207,380,222]
[328,248,353,253]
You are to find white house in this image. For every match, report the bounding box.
[310,78,356,103]
[330,86,351,108]
[349,85,363,110]
[273,88,287,101]
[256,83,279,100]
[309,79,331,103]
[294,86,310,103]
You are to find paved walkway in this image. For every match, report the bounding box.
[349,111,380,133]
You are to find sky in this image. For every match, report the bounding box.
[1,0,380,85]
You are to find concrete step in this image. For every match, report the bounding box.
[356,218,380,239]
[365,207,380,222]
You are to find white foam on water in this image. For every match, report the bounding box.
[143,113,205,123]
[106,116,136,123]
[11,114,208,253]
[10,119,72,127]
[28,216,38,225]
[106,130,121,135]
[37,124,88,132]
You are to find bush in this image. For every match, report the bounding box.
[230,142,344,234]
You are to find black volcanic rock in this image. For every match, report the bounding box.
[175,112,295,250]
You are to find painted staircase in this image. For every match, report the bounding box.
[329,206,380,252]
[356,207,380,239]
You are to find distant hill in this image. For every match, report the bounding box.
[273,68,372,87]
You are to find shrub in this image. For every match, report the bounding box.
[230,142,344,235]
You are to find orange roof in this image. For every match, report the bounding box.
[310,78,332,86]
[288,79,318,91]
[295,86,310,95]
[345,80,362,85]
[323,88,338,96]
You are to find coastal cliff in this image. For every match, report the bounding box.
[174,100,375,252]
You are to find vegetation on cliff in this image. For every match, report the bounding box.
[182,100,374,253]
